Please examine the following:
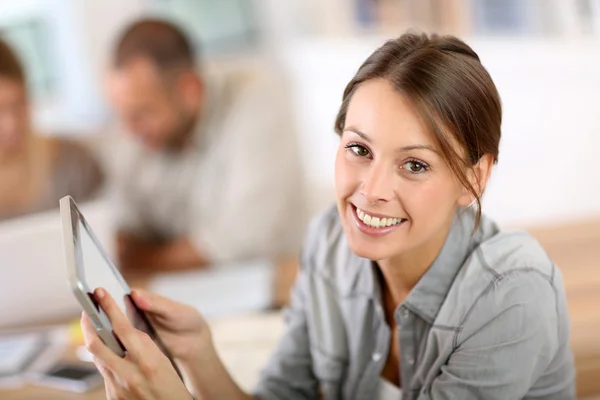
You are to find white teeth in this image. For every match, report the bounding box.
[356,208,405,228]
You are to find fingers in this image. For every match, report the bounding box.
[81,309,189,400]
[131,289,189,320]
[92,355,113,381]
[80,312,129,374]
[93,288,145,356]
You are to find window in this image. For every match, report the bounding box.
[152,0,260,55]
[1,18,55,98]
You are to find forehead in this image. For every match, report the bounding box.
[108,57,166,99]
[345,78,434,147]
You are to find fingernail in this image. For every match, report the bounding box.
[96,289,106,299]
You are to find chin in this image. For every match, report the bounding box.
[345,235,401,262]
[338,200,411,261]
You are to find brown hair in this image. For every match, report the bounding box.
[334,32,502,228]
[0,38,25,83]
[113,18,196,72]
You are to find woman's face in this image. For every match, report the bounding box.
[0,77,29,157]
[335,79,473,262]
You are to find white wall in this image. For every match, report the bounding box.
[282,37,600,227]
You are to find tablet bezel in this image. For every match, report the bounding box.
[60,195,127,357]
[60,196,185,383]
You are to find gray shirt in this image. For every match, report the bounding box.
[255,205,575,400]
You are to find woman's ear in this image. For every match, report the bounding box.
[457,154,495,207]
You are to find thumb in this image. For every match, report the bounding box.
[130,289,199,328]
[130,289,175,317]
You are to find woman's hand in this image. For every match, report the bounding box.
[129,288,212,365]
[81,288,192,400]
[130,290,254,400]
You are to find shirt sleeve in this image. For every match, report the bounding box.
[419,271,575,400]
[253,242,319,400]
[191,73,305,263]
[51,138,105,203]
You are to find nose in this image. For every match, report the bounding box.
[360,161,393,204]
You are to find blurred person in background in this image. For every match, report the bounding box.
[82,32,575,399]
[0,38,104,221]
[104,19,305,272]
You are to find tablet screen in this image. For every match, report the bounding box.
[61,197,183,381]
[78,218,132,320]
[77,217,176,369]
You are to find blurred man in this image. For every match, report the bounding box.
[105,19,305,272]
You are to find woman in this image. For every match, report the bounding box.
[0,38,104,220]
[81,33,575,399]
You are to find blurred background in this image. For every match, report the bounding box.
[0,0,599,223]
[0,0,599,398]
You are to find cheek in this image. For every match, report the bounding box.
[334,149,360,197]
[398,176,461,218]
[162,107,182,130]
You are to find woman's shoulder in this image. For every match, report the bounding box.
[301,205,345,268]
[441,214,567,335]
[304,204,344,242]
[475,215,556,280]
[299,205,365,289]
[440,212,563,310]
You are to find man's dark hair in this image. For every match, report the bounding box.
[0,38,25,83]
[113,18,196,72]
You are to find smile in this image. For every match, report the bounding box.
[351,205,407,236]
[356,207,406,228]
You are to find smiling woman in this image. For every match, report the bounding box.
[81,32,575,400]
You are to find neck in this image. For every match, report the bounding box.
[377,216,454,306]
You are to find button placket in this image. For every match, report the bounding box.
[397,307,416,384]
[401,308,409,320]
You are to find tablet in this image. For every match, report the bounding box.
[59,196,182,378]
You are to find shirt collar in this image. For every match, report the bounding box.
[402,208,479,323]
[351,208,488,323]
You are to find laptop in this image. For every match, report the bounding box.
[0,200,113,330]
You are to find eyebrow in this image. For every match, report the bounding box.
[343,127,438,153]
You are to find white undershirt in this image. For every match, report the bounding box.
[376,378,403,399]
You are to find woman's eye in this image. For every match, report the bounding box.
[403,160,428,174]
[348,145,370,157]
